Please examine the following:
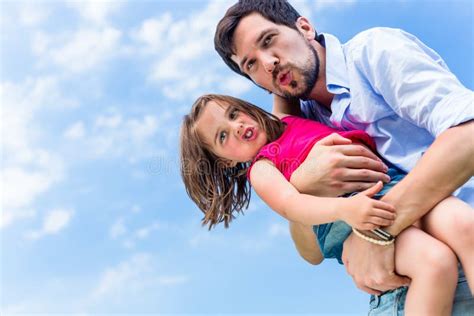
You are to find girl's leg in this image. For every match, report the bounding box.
[419,196,474,294]
[395,226,458,316]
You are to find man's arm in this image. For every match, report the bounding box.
[343,121,474,293]
[341,29,474,293]
[384,121,474,234]
[289,221,323,265]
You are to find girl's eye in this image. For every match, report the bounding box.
[247,60,254,71]
[219,131,227,144]
[229,109,238,120]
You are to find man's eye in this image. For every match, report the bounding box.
[229,109,238,120]
[263,35,272,47]
[219,131,227,143]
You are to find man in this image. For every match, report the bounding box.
[214,0,474,314]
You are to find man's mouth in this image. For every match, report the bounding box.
[242,127,257,141]
[278,71,292,86]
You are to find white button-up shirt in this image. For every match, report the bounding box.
[301,28,474,204]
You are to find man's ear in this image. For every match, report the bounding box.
[295,17,316,41]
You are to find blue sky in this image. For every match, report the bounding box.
[1,0,472,314]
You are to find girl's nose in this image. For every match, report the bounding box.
[234,123,244,137]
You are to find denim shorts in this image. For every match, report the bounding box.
[369,264,473,315]
[313,167,474,314]
[314,168,405,263]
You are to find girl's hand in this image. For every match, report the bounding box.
[340,181,396,230]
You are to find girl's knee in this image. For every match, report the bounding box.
[453,214,474,249]
[421,244,458,281]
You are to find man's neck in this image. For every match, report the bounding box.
[308,42,334,109]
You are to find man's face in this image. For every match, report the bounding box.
[231,13,319,99]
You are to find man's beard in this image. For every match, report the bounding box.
[272,43,319,100]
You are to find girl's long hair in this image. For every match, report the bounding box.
[180,94,285,229]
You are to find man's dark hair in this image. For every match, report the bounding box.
[214,0,304,80]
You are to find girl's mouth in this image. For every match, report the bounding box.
[243,127,257,141]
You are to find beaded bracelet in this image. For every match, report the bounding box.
[352,228,395,246]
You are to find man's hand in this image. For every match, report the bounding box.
[342,233,410,295]
[290,133,390,197]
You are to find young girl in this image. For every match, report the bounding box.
[180,94,473,315]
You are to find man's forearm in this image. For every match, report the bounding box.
[382,121,474,235]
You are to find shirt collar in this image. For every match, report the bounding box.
[320,33,350,94]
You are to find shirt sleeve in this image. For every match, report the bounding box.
[355,28,474,137]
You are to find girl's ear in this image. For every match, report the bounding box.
[295,16,316,41]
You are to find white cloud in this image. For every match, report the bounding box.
[314,0,358,12]
[268,222,290,238]
[2,164,61,211]
[86,112,161,160]
[0,209,36,229]
[1,77,69,229]
[135,221,160,239]
[140,0,251,101]
[132,13,173,53]
[32,31,51,55]
[109,217,127,239]
[92,253,153,299]
[67,0,123,25]
[95,113,122,129]
[64,121,86,140]
[42,209,73,233]
[25,208,74,240]
[157,275,189,286]
[131,205,141,213]
[127,115,159,142]
[218,76,253,96]
[291,0,313,19]
[60,108,180,164]
[113,220,161,248]
[49,27,122,73]
[18,3,50,27]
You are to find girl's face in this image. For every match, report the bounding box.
[195,101,268,165]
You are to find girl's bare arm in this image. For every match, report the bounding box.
[249,159,395,230]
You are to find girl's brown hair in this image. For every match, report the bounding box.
[180,94,285,230]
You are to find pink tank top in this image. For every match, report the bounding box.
[248,116,376,181]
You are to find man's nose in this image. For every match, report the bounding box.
[262,54,279,74]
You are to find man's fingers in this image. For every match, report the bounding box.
[343,156,387,172]
[343,168,390,183]
[358,285,383,296]
[316,133,353,146]
[340,182,379,193]
[387,275,411,288]
[370,275,411,292]
[338,144,384,162]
